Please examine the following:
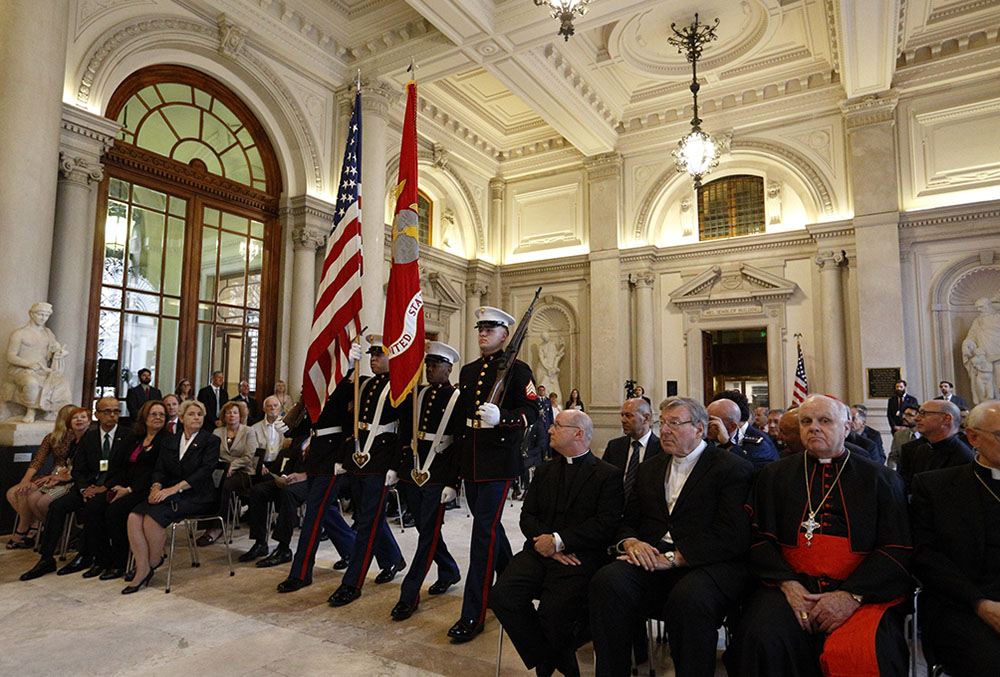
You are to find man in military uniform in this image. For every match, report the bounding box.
[711,390,779,471]
[274,350,359,593]
[389,341,464,621]
[447,306,539,642]
[328,334,406,607]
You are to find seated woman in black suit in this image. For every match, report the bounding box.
[99,400,167,580]
[124,399,220,594]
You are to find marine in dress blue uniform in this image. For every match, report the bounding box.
[389,341,464,621]
[447,307,539,642]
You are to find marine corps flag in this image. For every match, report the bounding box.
[382,79,424,407]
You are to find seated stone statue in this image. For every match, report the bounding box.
[0,302,71,423]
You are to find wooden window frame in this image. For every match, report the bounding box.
[697,174,765,241]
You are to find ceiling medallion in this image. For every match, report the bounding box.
[533,0,593,41]
[669,13,722,190]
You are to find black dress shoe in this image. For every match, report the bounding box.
[401,512,415,528]
[256,546,292,568]
[99,568,125,581]
[535,660,555,677]
[332,557,350,570]
[443,499,459,511]
[57,554,92,576]
[276,577,310,593]
[238,542,270,562]
[121,568,154,595]
[328,584,361,607]
[390,600,418,621]
[447,617,484,642]
[20,556,57,581]
[374,558,406,584]
[82,564,105,579]
[428,575,461,595]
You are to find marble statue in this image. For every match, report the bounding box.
[536,331,565,400]
[962,297,1000,404]
[0,303,72,423]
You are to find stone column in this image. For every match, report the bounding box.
[816,250,848,400]
[585,153,624,447]
[50,105,120,400]
[281,196,333,394]
[841,91,905,407]
[633,273,656,396]
[359,80,397,336]
[488,177,505,259]
[465,283,489,362]
[0,0,70,365]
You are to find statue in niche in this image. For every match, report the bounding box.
[536,331,565,400]
[0,303,72,423]
[962,297,1000,404]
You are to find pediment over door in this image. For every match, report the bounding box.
[668,263,798,311]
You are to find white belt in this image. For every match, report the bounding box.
[466,418,494,429]
[313,426,343,436]
[359,421,398,434]
[416,432,453,445]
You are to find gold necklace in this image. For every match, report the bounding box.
[801,450,851,546]
[973,469,1000,505]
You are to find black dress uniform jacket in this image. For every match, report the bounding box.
[344,372,400,476]
[457,351,538,481]
[395,381,461,487]
[300,369,355,476]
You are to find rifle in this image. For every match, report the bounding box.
[486,287,542,406]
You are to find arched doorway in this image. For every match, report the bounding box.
[85,65,282,414]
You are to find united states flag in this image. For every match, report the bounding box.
[790,338,809,407]
[302,91,363,421]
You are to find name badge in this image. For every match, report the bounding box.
[99,459,109,472]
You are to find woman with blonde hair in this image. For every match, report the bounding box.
[6,404,90,548]
[273,380,294,415]
[196,399,254,546]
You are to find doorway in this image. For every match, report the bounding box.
[701,329,769,408]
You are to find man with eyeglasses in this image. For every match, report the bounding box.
[21,397,128,580]
[491,409,622,677]
[589,396,753,676]
[898,399,973,495]
[912,399,1000,674]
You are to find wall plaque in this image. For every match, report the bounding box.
[867,367,902,398]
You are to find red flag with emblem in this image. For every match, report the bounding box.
[382,80,424,407]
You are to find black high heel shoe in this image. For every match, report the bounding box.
[121,567,155,594]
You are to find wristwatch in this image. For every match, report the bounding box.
[664,551,676,567]
[849,592,863,604]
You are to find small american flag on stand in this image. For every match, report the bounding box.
[790,335,809,407]
[301,90,364,421]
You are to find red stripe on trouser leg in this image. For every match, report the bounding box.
[477,479,511,625]
[356,483,389,590]
[296,475,338,581]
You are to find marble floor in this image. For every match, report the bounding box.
[0,496,707,676]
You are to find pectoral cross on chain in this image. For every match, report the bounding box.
[801,515,820,546]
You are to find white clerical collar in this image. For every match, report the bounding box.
[675,439,707,467]
[565,450,590,464]
[975,456,1000,480]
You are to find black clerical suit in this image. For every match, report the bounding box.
[341,372,403,589]
[898,433,974,495]
[731,452,913,677]
[125,384,163,419]
[912,464,1000,675]
[457,351,538,626]
[393,382,462,608]
[491,452,623,674]
[197,384,229,430]
[38,426,129,559]
[590,443,753,677]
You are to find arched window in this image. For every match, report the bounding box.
[88,65,282,413]
[698,175,765,241]
[417,189,433,246]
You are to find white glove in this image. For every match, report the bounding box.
[477,403,500,426]
[385,469,398,486]
[334,462,346,475]
[349,343,363,363]
[274,420,289,435]
[440,486,457,504]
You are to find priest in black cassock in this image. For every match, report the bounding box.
[730,394,913,677]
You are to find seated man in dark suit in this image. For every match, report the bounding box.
[602,397,660,501]
[125,368,162,419]
[849,404,885,464]
[590,396,754,677]
[491,409,623,677]
[710,390,779,470]
[935,380,968,410]
[898,399,973,495]
[912,399,1000,675]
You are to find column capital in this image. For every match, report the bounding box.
[466,282,490,298]
[583,152,623,182]
[360,79,400,118]
[840,90,899,130]
[291,224,327,251]
[815,249,848,269]
[488,177,506,199]
[58,152,104,185]
[281,194,335,250]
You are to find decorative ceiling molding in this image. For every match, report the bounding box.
[927,0,1000,24]
[841,89,900,129]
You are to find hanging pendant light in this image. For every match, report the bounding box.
[533,0,593,41]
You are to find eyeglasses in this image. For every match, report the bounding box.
[916,409,947,417]
[147,412,166,418]
[658,419,695,430]
[96,408,119,415]
[550,422,582,430]
[970,427,1000,442]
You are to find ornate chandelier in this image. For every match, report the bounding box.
[669,14,721,189]
[533,0,593,41]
